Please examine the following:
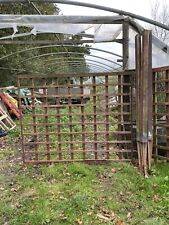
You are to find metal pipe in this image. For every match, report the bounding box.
[0,39,123,45]
[0,0,169,31]
[0,45,122,61]
[46,61,111,72]
[42,57,115,70]
[16,52,122,69]
[48,63,109,73]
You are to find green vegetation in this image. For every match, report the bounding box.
[0,105,169,224]
[0,146,169,225]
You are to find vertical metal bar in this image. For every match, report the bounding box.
[153,72,158,161]
[80,77,86,160]
[30,78,38,161]
[135,34,142,168]
[55,78,62,160]
[43,78,50,160]
[165,70,169,160]
[118,74,123,159]
[122,19,129,70]
[68,77,74,160]
[147,31,153,169]
[92,76,97,159]
[17,77,25,162]
[130,72,134,161]
[105,75,110,159]
[142,30,153,171]
[122,19,131,157]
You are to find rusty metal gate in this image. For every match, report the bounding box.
[153,66,169,160]
[18,71,135,163]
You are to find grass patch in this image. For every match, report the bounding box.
[0,158,169,225]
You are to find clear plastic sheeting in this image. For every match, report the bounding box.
[152,42,169,68]
[0,15,124,42]
[0,15,124,25]
[128,27,169,69]
[0,14,169,69]
[31,24,92,36]
[128,28,137,69]
[94,24,122,42]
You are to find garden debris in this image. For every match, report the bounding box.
[0,92,22,119]
[0,128,7,137]
[0,106,16,132]
[97,210,126,225]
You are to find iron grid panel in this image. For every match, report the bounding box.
[153,68,169,160]
[18,72,134,163]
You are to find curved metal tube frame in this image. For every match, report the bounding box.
[43,57,115,70]
[1,0,169,31]
[46,63,109,73]
[46,61,111,72]
[0,45,122,61]
[17,52,122,69]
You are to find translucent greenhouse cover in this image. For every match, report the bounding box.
[129,28,169,69]
[0,14,168,69]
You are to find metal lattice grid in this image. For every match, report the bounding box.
[18,72,135,163]
[153,67,169,160]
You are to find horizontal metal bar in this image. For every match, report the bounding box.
[153,145,169,151]
[153,113,169,116]
[154,102,169,106]
[23,131,131,135]
[0,14,124,24]
[155,134,169,139]
[24,104,130,109]
[23,159,132,164]
[1,1,169,31]
[154,124,169,128]
[24,141,132,145]
[23,113,131,119]
[0,39,123,45]
[153,79,169,84]
[23,122,133,127]
[18,83,132,89]
[23,150,135,154]
[153,92,169,95]
[23,112,129,117]
[18,71,134,79]
[153,66,169,72]
[152,154,169,160]
[21,93,130,99]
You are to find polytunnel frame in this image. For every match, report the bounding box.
[42,58,115,70]
[43,61,111,72]
[43,62,110,73]
[0,45,122,73]
[15,52,122,71]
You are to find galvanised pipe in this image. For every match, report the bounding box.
[0,0,169,31]
[0,45,122,61]
[16,52,122,69]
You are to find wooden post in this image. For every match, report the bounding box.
[135,30,153,175]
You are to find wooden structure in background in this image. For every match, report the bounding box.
[0,107,16,131]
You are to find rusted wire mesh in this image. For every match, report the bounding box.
[17,72,135,163]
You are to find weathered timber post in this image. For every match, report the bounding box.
[135,30,153,176]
